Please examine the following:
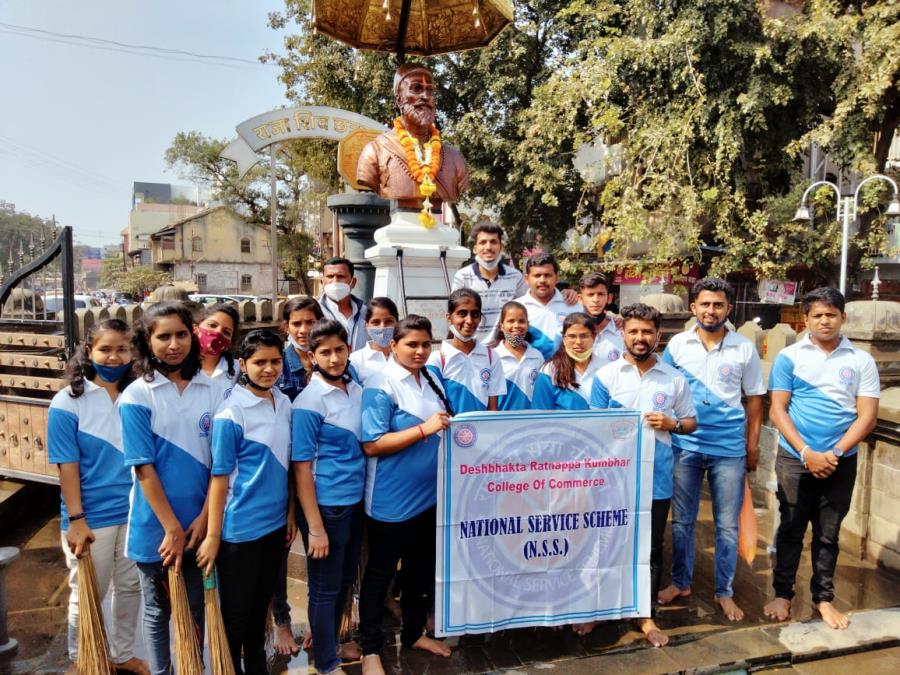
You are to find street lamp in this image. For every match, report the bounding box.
[793,174,900,295]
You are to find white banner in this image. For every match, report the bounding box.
[436,409,654,636]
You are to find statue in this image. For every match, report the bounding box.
[357,64,469,228]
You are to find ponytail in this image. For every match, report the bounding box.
[421,366,455,417]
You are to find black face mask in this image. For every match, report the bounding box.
[314,363,352,383]
[239,372,272,391]
[150,355,184,374]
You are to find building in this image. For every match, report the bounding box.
[124,182,203,266]
[149,206,274,295]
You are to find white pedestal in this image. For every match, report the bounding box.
[366,211,470,338]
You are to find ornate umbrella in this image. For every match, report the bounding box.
[312,0,514,61]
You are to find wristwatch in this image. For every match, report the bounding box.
[673,420,683,435]
[832,447,844,459]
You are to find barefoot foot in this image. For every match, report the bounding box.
[412,635,452,656]
[339,640,362,660]
[657,584,691,605]
[715,596,744,622]
[814,601,850,629]
[361,654,386,675]
[638,618,669,648]
[763,597,791,622]
[273,623,300,656]
[572,620,601,636]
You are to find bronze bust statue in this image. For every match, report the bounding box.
[357,65,469,220]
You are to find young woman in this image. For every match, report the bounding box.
[195,303,240,383]
[492,301,545,411]
[349,297,399,385]
[359,315,453,675]
[119,302,227,675]
[272,295,324,654]
[426,288,505,414]
[292,320,366,675]
[531,312,600,410]
[197,329,293,674]
[48,320,148,675]
[276,296,323,402]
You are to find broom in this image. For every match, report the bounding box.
[204,570,236,675]
[168,566,203,675]
[76,549,114,675]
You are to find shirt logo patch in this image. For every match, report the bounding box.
[480,367,492,386]
[454,424,478,448]
[198,412,211,437]
[718,364,734,383]
[652,391,668,411]
[607,348,621,362]
[838,367,855,386]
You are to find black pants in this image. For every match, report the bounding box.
[773,449,857,604]
[218,526,287,674]
[650,498,671,617]
[359,506,436,654]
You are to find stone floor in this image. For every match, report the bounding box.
[3,482,900,674]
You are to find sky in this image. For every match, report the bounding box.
[0,0,291,247]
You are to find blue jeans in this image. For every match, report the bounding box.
[136,553,205,675]
[298,502,363,675]
[670,451,745,598]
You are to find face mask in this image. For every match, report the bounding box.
[150,354,184,374]
[475,254,501,271]
[314,363,351,383]
[239,372,272,391]
[324,282,352,302]
[449,325,475,343]
[566,347,593,363]
[697,318,728,333]
[92,361,131,383]
[194,325,231,357]
[289,335,309,353]
[367,326,395,349]
[505,333,527,348]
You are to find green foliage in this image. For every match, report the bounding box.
[0,210,50,280]
[102,264,171,297]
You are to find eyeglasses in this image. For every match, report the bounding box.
[563,332,593,342]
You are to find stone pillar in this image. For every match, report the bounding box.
[0,546,20,659]
[327,193,391,303]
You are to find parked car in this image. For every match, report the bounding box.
[189,293,262,305]
[42,294,101,317]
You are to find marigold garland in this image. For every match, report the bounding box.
[394,117,441,228]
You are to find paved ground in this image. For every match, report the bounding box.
[3,481,900,674]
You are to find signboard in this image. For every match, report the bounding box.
[436,410,653,636]
[613,263,700,288]
[759,279,798,305]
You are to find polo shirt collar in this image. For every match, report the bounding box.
[472,260,507,282]
[146,369,213,389]
[442,339,488,359]
[687,324,738,348]
[383,356,417,383]
[525,289,562,306]
[231,382,289,408]
[618,354,666,375]
[798,332,853,353]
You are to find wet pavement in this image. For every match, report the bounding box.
[3,481,900,674]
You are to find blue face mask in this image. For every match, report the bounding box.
[367,326,395,349]
[92,361,131,383]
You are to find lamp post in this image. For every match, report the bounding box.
[793,174,900,296]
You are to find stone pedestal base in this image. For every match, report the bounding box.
[366,211,470,337]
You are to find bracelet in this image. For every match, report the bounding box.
[309,532,326,538]
[69,513,85,522]
[417,424,426,440]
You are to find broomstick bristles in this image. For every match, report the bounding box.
[204,572,236,675]
[168,566,203,675]
[76,550,114,675]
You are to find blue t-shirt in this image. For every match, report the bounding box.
[361,358,448,522]
[212,385,291,543]
[531,354,604,411]
[495,342,545,411]
[426,340,505,414]
[769,334,880,458]
[592,356,696,500]
[292,375,365,507]
[663,327,766,457]
[48,380,131,531]
[119,371,226,563]
[515,290,583,360]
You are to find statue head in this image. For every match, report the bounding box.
[394,64,436,134]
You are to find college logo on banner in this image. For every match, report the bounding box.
[436,409,653,636]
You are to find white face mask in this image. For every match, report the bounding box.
[475,254,501,271]
[324,282,352,302]
[288,335,309,353]
[449,325,475,343]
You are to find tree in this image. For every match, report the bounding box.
[0,210,51,282]
[101,265,171,298]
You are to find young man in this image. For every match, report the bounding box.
[587,303,696,647]
[658,278,765,621]
[451,222,528,344]
[763,287,879,629]
[318,257,367,351]
[579,271,624,368]
[515,252,583,359]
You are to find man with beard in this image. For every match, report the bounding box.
[357,64,469,210]
[581,303,696,646]
[657,279,765,622]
